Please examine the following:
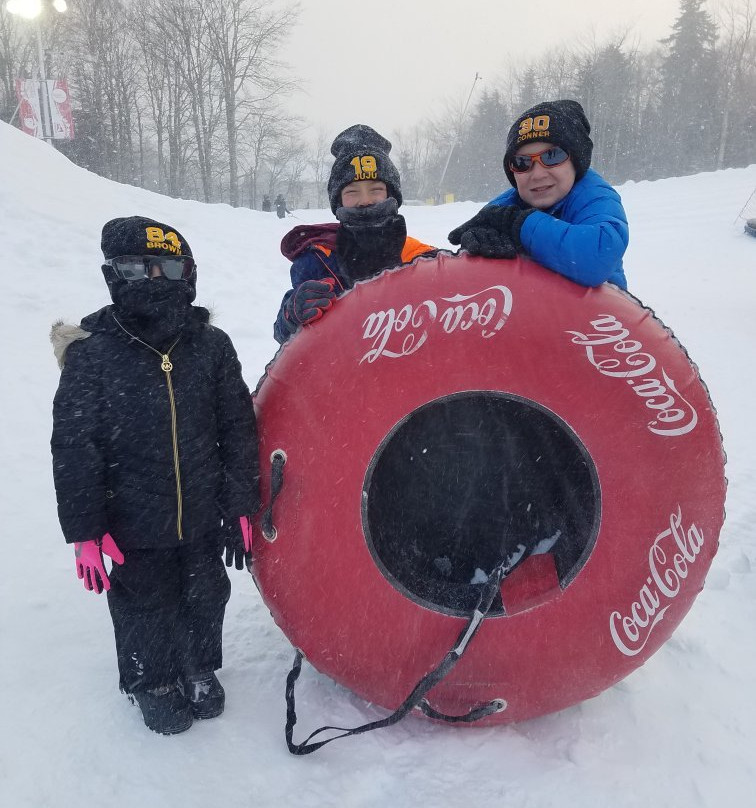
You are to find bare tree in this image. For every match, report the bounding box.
[62,0,137,180]
[281,136,308,206]
[130,0,224,201]
[202,0,299,206]
[0,6,34,122]
[392,124,446,202]
[242,106,293,208]
[263,129,307,204]
[514,48,578,102]
[715,0,756,168]
[309,125,332,209]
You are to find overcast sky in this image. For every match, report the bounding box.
[279,0,692,143]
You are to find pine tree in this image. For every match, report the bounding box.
[453,90,510,202]
[517,67,539,112]
[659,0,719,175]
[575,43,634,183]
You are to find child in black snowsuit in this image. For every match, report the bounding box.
[51,216,259,735]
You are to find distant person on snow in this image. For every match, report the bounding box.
[262,194,272,212]
[274,124,436,343]
[275,194,291,218]
[448,99,628,289]
[50,216,259,736]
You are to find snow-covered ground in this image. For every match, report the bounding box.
[2,120,755,807]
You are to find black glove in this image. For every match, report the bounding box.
[283,278,337,330]
[448,205,534,259]
[335,197,407,284]
[223,516,252,570]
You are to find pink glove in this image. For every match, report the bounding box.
[73,533,124,594]
[240,516,253,554]
[224,516,254,570]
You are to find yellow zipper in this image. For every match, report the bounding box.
[160,353,183,539]
[110,315,184,540]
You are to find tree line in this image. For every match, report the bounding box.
[1,0,755,207]
[394,0,756,203]
[1,0,304,207]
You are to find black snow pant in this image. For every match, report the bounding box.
[106,539,231,694]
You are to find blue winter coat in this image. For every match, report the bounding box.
[487,168,628,289]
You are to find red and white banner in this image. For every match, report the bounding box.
[15,78,74,140]
[48,79,74,140]
[15,79,42,138]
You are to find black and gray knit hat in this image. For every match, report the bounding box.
[100,216,196,301]
[327,124,402,213]
[503,99,593,187]
[101,215,193,261]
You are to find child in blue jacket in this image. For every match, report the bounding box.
[448,99,628,289]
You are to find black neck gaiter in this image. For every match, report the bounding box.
[335,198,407,285]
[112,277,193,350]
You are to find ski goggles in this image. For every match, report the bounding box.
[509,146,570,174]
[104,255,196,282]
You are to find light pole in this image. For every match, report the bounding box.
[437,72,482,203]
[6,0,68,142]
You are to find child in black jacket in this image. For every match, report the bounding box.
[51,216,259,735]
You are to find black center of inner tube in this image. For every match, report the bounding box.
[362,392,601,617]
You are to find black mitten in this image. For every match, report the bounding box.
[335,198,407,284]
[448,205,534,258]
[458,226,517,259]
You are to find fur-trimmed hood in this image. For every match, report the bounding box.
[50,321,92,370]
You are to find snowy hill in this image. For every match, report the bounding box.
[2,120,756,807]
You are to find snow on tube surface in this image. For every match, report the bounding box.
[252,252,726,725]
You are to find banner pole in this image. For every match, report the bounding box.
[34,21,52,141]
[9,100,21,127]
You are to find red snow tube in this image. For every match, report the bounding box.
[252,252,726,725]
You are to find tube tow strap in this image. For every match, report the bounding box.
[284,553,521,755]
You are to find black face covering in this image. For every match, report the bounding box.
[334,197,407,285]
[111,276,193,349]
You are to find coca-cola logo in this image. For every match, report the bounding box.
[566,313,698,437]
[609,507,705,657]
[359,285,513,364]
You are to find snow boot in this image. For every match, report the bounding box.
[131,684,193,735]
[181,671,225,719]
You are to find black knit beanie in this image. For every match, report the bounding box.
[503,100,593,187]
[327,124,402,213]
[100,216,196,301]
[101,216,193,260]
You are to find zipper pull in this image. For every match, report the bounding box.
[161,355,173,372]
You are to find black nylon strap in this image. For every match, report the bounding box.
[417,697,506,723]
[284,558,513,755]
[261,450,286,541]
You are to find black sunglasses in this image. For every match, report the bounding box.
[105,255,195,282]
[510,146,570,174]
